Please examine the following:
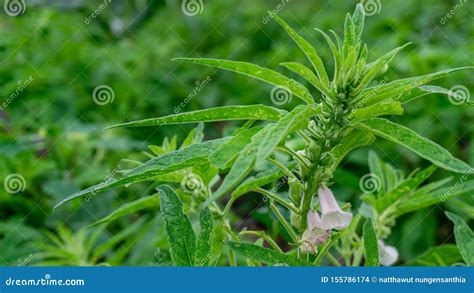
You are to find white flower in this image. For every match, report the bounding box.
[378,240,398,266]
[300,210,328,254]
[318,185,352,230]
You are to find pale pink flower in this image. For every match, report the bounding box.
[378,240,398,266]
[300,210,329,254]
[318,185,352,230]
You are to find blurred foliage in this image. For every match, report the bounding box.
[0,0,472,265]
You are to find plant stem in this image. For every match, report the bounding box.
[314,233,339,265]
[239,230,283,252]
[254,188,300,214]
[269,202,298,243]
[276,146,310,168]
[267,157,297,180]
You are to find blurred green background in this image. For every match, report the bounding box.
[0,0,472,265]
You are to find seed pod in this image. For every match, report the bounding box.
[288,177,303,205]
[290,211,301,229]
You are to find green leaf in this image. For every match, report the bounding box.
[368,151,386,195]
[274,15,329,86]
[106,105,284,129]
[54,138,229,209]
[280,62,332,97]
[257,105,320,163]
[328,129,375,168]
[404,245,462,266]
[315,28,341,83]
[352,4,365,42]
[350,100,404,122]
[355,67,473,107]
[354,43,411,94]
[343,13,355,51]
[180,123,204,148]
[89,195,159,227]
[209,127,262,169]
[445,212,474,265]
[373,165,437,211]
[194,207,213,266]
[205,125,274,206]
[158,185,196,266]
[174,58,314,104]
[363,218,379,266]
[226,241,311,266]
[358,118,472,173]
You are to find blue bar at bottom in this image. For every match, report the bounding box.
[0,266,472,292]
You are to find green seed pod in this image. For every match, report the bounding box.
[306,140,321,163]
[288,177,303,205]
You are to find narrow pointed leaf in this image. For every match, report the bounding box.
[89,195,159,227]
[274,15,329,86]
[174,58,314,104]
[194,207,213,266]
[158,185,196,266]
[404,245,462,266]
[363,218,379,266]
[350,100,404,122]
[257,105,320,163]
[280,62,332,97]
[107,105,284,129]
[358,118,472,173]
[226,241,311,266]
[54,138,230,209]
[445,212,474,266]
[329,129,375,168]
[352,4,365,42]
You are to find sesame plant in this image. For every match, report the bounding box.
[55,4,473,266]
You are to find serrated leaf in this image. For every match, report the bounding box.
[404,245,462,266]
[445,212,474,266]
[194,207,213,266]
[274,15,329,86]
[174,58,314,104]
[280,62,332,97]
[363,218,379,266]
[358,118,472,173]
[355,67,473,107]
[54,138,230,209]
[158,185,196,266]
[350,100,404,122]
[209,127,262,169]
[257,105,320,163]
[89,195,159,227]
[107,105,284,129]
[226,241,311,266]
